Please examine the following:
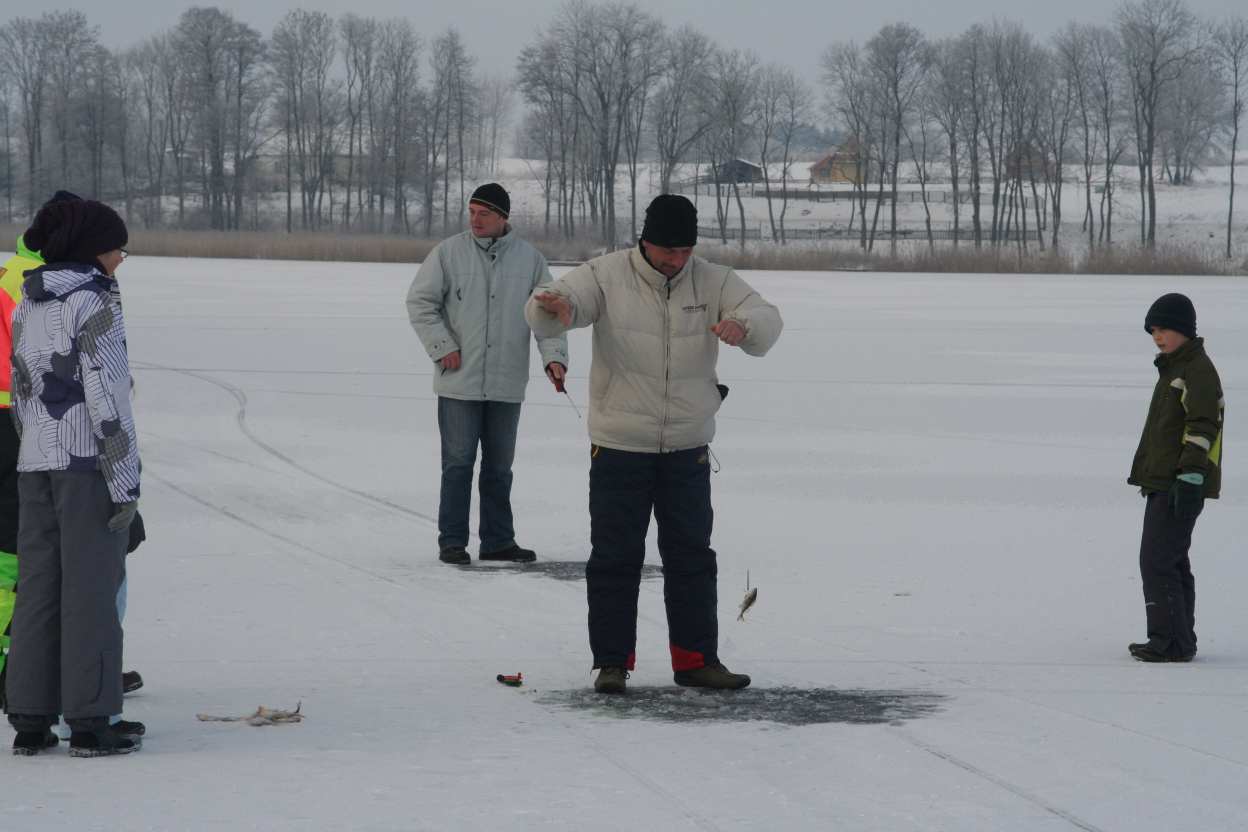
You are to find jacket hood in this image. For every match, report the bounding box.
[22,263,109,303]
[14,234,43,263]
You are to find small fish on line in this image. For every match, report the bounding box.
[738,587,758,621]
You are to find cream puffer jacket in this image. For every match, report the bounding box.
[525,247,782,452]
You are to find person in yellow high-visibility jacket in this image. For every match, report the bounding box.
[0,232,45,693]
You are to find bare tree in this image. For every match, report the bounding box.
[757,64,790,242]
[377,19,422,233]
[707,48,760,250]
[557,1,662,245]
[272,10,343,231]
[125,39,170,226]
[651,26,715,194]
[1117,0,1202,246]
[823,42,879,250]
[620,27,662,242]
[1037,45,1076,248]
[340,15,377,230]
[1157,50,1223,186]
[928,38,969,246]
[867,23,929,253]
[1214,16,1248,258]
[774,70,811,244]
[475,75,512,179]
[0,75,14,221]
[960,25,991,247]
[1,16,52,214]
[1056,24,1100,247]
[43,12,97,196]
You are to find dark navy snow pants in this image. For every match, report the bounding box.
[1139,492,1198,658]
[586,445,718,672]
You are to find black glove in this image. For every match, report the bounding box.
[1168,476,1204,521]
[108,501,139,533]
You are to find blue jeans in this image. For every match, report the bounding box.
[437,397,522,554]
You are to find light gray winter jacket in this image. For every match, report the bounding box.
[525,247,783,453]
[407,229,568,403]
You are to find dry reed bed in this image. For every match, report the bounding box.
[2,224,1243,275]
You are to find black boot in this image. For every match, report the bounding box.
[479,544,536,563]
[1129,642,1194,663]
[111,719,146,738]
[439,546,470,565]
[68,718,141,758]
[123,670,144,694]
[12,729,59,756]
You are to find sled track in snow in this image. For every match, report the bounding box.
[145,468,407,589]
[135,362,438,529]
[894,730,1106,832]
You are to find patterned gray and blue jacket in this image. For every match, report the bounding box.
[10,264,140,503]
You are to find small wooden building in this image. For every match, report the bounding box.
[718,158,765,184]
[810,141,862,186]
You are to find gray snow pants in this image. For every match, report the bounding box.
[4,471,127,724]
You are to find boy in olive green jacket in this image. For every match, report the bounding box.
[1127,293,1224,663]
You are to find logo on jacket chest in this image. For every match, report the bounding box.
[682,303,707,314]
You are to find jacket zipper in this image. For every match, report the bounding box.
[660,280,672,452]
[481,245,494,399]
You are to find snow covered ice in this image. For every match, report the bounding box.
[3,256,1246,831]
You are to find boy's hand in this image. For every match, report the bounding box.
[1169,474,1204,521]
[534,292,573,326]
[439,351,462,371]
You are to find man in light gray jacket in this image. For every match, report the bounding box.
[408,183,568,565]
[526,194,783,693]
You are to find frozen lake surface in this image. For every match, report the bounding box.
[4,256,1246,831]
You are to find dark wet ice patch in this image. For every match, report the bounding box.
[537,686,946,726]
[464,561,663,582]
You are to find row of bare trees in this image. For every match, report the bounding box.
[0,8,513,234]
[516,1,817,246]
[822,0,1248,255]
[1,1,1244,254]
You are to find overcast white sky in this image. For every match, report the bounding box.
[21,0,1248,85]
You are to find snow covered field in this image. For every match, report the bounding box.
[494,157,1248,253]
[3,256,1247,831]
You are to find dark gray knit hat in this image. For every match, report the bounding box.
[469,183,510,218]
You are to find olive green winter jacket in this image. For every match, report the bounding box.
[1128,338,1224,498]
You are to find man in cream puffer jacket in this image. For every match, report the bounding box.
[525,195,782,693]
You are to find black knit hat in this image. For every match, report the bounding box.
[641,194,697,247]
[23,199,128,267]
[47,190,82,205]
[1144,293,1197,339]
[469,183,510,218]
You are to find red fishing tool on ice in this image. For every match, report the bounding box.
[496,673,524,687]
